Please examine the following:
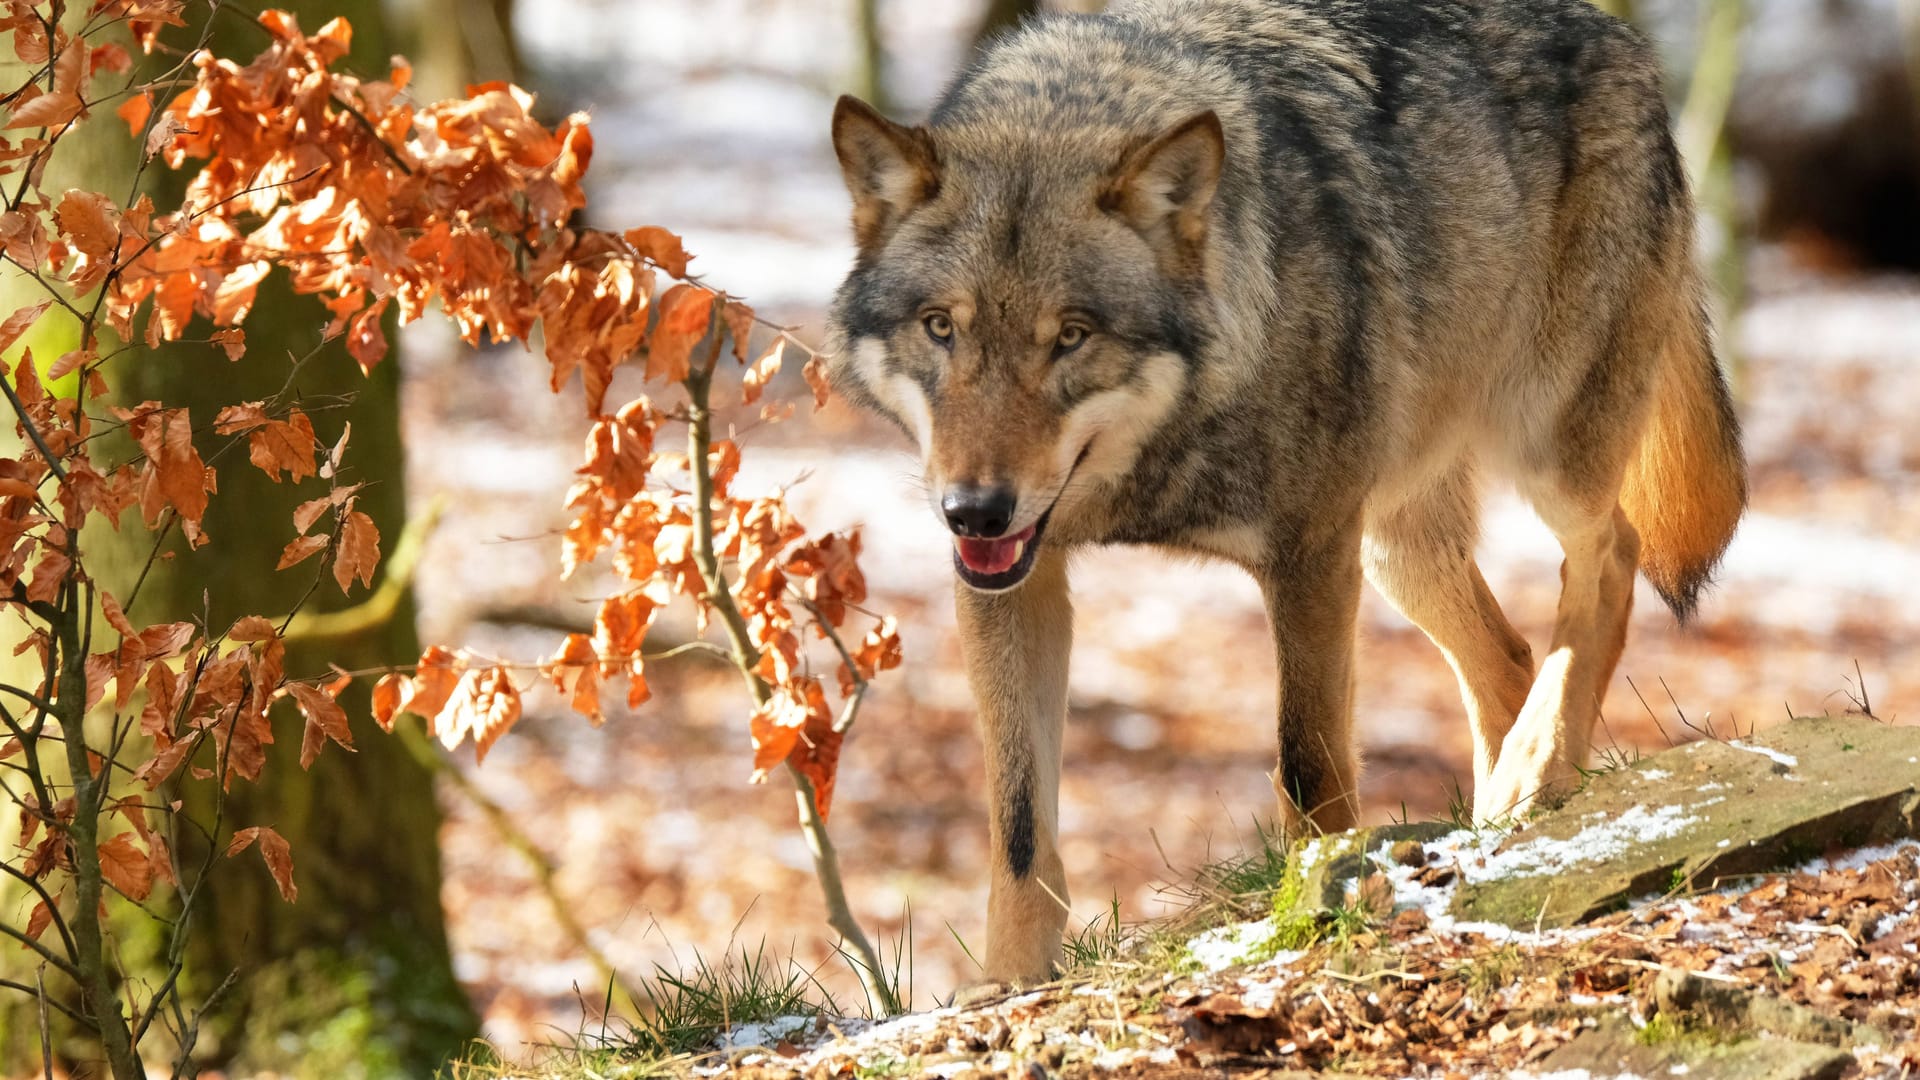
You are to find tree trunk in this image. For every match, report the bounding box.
[2,3,477,1075]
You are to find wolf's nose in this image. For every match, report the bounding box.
[942,486,1016,538]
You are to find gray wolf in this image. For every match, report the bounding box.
[824,0,1746,985]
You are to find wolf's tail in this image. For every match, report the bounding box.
[1618,301,1747,623]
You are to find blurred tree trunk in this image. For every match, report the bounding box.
[394,0,523,101]
[855,0,888,112]
[0,2,475,1076]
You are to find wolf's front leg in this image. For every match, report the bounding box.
[1258,515,1367,836]
[957,546,1073,986]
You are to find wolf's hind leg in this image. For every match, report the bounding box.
[957,547,1073,986]
[1477,491,1640,822]
[1362,464,1534,793]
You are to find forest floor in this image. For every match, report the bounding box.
[389,0,1920,1059]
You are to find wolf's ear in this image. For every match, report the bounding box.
[1100,111,1225,265]
[832,95,941,254]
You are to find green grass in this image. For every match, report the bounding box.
[446,939,871,1077]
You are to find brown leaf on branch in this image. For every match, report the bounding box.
[742,339,784,405]
[247,412,318,482]
[803,354,832,408]
[285,681,354,768]
[0,300,50,355]
[625,225,691,277]
[371,672,407,732]
[407,646,465,734]
[277,533,328,570]
[24,894,57,942]
[5,90,83,130]
[648,284,713,383]
[545,633,603,725]
[333,510,380,594]
[55,189,119,259]
[468,666,522,762]
[258,827,296,902]
[97,832,153,901]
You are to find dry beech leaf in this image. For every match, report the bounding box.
[371,672,408,732]
[285,681,354,769]
[256,826,296,903]
[225,826,261,858]
[546,633,603,725]
[277,533,328,570]
[803,354,831,408]
[116,91,151,135]
[247,412,317,482]
[0,300,51,355]
[211,327,245,360]
[647,284,713,383]
[332,511,380,594]
[409,646,462,728]
[742,339,784,406]
[624,225,691,277]
[24,895,56,941]
[6,90,83,130]
[97,833,153,901]
[55,189,119,258]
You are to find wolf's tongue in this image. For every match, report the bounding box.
[955,524,1034,576]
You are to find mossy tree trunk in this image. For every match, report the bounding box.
[0,2,477,1075]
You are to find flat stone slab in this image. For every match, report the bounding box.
[1450,716,1920,928]
[1537,1016,1852,1080]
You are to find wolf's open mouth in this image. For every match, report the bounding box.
[953,508,1051,591]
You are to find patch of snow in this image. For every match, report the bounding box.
[1186,917,1282,972]
[1467,803,1702,882]
[717,1014,816,1051]
[1639,769,1671,781]
[1796,842,1920,874]
[1726,740,1798,768]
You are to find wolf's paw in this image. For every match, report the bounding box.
[1477,752,1576,826]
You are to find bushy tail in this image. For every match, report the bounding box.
[1619,307,1747,622]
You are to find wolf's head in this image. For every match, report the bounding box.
[825,95,1223,591]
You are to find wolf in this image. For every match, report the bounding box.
[824,0,1746,985]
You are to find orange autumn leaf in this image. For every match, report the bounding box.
[116,91,151,135]
[803,354,832,408]
[97,832,153,901]
[285,681,354,768]
[247,412,318,482]
[332,510,379,594]
[545,633,603,725]
[371,672,407,732]
[624,225,691,277]
[409,646,463,727]
[467,666,522,763]
[741,339,784,406]
[24,894,56,942]
[55,189,119,259]
[6,90,82,130]
[647,284,713,383]
[257,827,296,902]
[277,533,328,570]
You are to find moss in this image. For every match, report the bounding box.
[1635,1013,1746,1048]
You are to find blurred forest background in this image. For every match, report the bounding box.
[6,0,1920,1074]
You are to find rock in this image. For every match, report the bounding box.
[1652,969,1897,1050]
[1387,839,1428,868]
[1285,822,1454,920]
[1450,716,1920,928]
[1538,1016,1851,1080]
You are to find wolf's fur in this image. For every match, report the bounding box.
[826,0,1746,985]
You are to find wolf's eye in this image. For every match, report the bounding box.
[923,312,954,345]
[1054,324,1089,357]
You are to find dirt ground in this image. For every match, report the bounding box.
[390,0,1920,1055]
